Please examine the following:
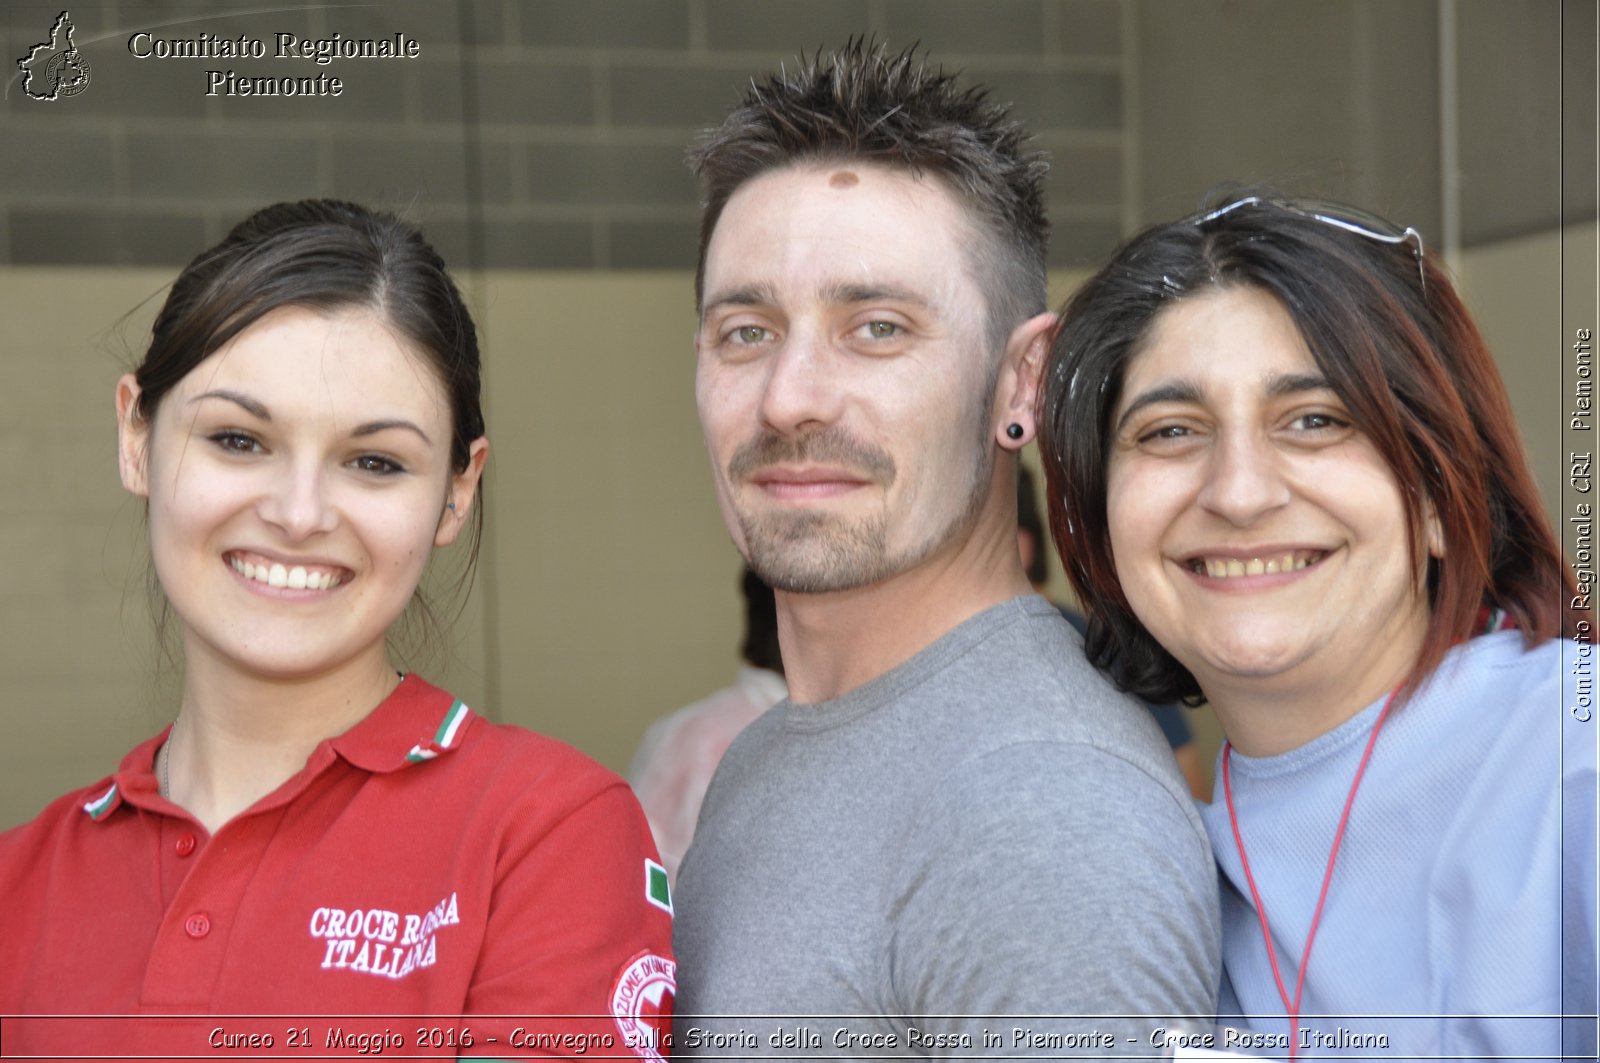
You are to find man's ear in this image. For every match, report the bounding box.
[994,312,1058,449]
[115,375,151,497]
[436,437,491,547]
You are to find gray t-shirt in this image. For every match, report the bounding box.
[672,595,1220,1058]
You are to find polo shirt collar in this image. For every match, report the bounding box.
[83,675,473,823]
[329,673,475,773]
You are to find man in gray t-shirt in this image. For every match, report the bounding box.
[676,41,1219,1056]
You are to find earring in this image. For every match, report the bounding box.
[1006,423,1024,440]
[446,501,457,512]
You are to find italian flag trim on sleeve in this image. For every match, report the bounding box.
[644,859,672,915]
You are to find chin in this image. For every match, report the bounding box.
[1194,642,1311,684]
[193,625,373,682]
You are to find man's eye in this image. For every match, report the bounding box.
[731,325,770,344]
[861,321,899,340]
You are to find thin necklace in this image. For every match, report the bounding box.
[1222,686,1397,1061]
[158,718,177,799]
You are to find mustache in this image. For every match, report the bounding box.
[727,429,897,485]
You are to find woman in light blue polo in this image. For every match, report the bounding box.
[1038,190,1594,1059]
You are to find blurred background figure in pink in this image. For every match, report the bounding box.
[629,567,785,885]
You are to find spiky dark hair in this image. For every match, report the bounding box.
[688,39,1050,350]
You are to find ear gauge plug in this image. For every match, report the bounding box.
[1006,423,1024,440]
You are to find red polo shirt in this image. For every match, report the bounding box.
[0,676,675,1059]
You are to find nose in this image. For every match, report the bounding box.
[757,326,843,436]
[1195,429,1292,525]
[257,459,338,540]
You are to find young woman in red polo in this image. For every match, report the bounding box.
[0,201,674,1060]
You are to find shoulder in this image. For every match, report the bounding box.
[1399,633,1591,855]
[882,740,1222,1016]
[454,712,634,812]
[0,722,157,863]
[392,675,619,789]
[349,677,646,841]
[943,602,1198,799]
[0,772,122,896]
[1431,629,1562,694]
[1417,633,1576,763]
[925,738,1209,854]
[975,598,1161,726]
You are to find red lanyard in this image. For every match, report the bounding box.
[1222,687,1398,1061]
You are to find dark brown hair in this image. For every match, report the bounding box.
[1037,190,1585,706]
[740,566,783,676]
[1016,464,1049,587]
[687,39,1050,351]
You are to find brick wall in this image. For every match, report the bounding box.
[2,0,1128,270]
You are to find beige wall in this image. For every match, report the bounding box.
[0,228,1585,828]
[1456,222,1600,537]
[472,273,735,765]
[2,268,177,830]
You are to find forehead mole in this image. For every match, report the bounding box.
[828,170,860,189]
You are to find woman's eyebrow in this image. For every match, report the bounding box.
[190,389,269,419]
[189,391,432,446]
[1114,372,1335,434]
[351,419,432,446]
[1114,381,1200,434]
[1266,372,1332,397]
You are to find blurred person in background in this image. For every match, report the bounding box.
[629,566,785,886]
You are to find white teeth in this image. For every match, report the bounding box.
[229,556,342,591]
[1245,558,1264,576]
[1226,559,1245,578]
[1264,558,1280,574]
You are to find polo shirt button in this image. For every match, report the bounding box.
[174,833,197,858]
[184,913,211,939]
